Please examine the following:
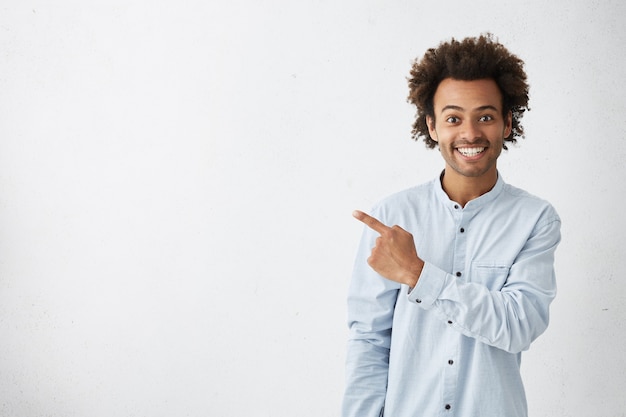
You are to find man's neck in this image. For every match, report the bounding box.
[441,168,498,207]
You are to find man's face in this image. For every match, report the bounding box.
[426,78,512,180]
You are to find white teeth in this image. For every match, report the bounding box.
[457,147,485,157]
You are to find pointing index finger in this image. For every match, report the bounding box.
[352,210,391,234]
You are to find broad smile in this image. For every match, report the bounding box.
[456,147,486,157]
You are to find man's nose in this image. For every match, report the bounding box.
[460,120,481,141]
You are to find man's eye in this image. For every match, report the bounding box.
[446,116,460,123]
[479,115,494,122]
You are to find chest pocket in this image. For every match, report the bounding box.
[470,262,511,291]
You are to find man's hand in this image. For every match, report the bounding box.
[353,210,424,288]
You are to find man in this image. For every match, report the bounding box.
[342,34,561,417]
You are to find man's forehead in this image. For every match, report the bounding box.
[433,78,503,111]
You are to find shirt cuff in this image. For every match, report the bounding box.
[406,262,447,308]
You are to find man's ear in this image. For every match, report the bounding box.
[504,111,513,138]
[426,115,438,142]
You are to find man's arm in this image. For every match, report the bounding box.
[342,213,400,417]
[354,210,561,354]
[411,216,560,353]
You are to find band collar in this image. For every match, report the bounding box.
[434,170,505,210]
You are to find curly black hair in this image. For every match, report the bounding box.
[407,34,529,149]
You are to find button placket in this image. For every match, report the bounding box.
[442,209,465,414]
[453,211,467,285]
[441,315,459,415]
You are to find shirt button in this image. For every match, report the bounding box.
[416,299,422,303]
[448,360,454,365]
[445,404,451,410]
[454,204,459,209]
[456,271,462,277]
[459,227,465,233]
[447,320,453,324]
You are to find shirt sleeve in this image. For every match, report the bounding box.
[407,216,561,354]
[342,218,400,417]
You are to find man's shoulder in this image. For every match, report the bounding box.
[501,182,553,206]
[368,180,437,223]
[500,183,561,224]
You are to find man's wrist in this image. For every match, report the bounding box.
[405,260,424,288]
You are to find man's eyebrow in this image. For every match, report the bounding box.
[440,104,500,113]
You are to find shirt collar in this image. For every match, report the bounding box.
[434,170,505,210]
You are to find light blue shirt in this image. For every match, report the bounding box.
[343,173,561,417]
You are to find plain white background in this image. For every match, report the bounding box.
[1,1,625,416]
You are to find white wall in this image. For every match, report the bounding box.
[1,1,624,416]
